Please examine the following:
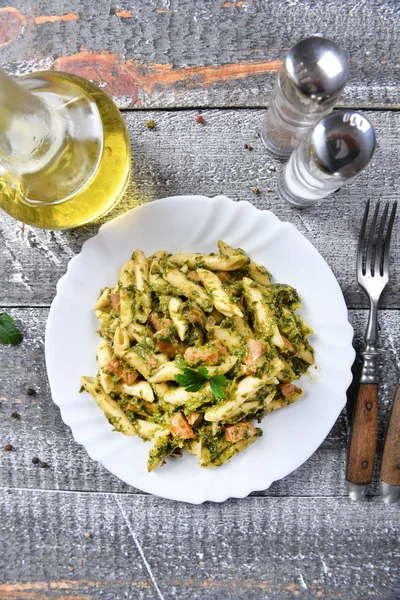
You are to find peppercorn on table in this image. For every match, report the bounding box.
[0,1,399,599]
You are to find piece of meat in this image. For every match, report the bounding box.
[242,339,265,375]
[205,316,216,329]
[107,359,139,384]
[184,340,228,365]
[149,312,173,332]
[169,412,196,439]
[281,335,294,353]
[279,383,297,397]
[155,340,177,358]
[185,306,205,325]
[121,369,139,385]
[225,421,257,443]
[187,412,203,427]
[109,293,121,312]
[187,270,200,281]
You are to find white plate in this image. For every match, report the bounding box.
[46,195,354,503]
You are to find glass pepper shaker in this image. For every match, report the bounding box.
[260,35,349,159]
[278,110,376,208]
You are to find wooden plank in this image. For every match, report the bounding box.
[0,109,399,308]
[0,489,399,599]
[0,0,399,109]
[1,308,399,497]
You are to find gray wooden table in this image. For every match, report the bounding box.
[1,1,399,598]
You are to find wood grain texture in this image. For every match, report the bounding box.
[347,383,378,486]
[1,109,400,308]
[1,308,399,498]
[1,490,399,600]
[380,384,400,486]
[0,0,399,108]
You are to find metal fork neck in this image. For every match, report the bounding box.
[360,297,380,383]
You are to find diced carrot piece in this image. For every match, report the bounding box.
[280,383,297,397]
[282,335,294,353]
[169,412,196,439]
[225,421,257,443]
[110,293,121,311]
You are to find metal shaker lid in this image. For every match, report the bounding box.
[285,35,349,101]
[310,110,376,177]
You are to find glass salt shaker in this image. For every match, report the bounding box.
[260,35,349,159]
[278,110,376,208]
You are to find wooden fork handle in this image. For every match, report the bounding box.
[380,385,400,486]
[346,383,378,494]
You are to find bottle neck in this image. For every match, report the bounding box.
[0,68,60,174]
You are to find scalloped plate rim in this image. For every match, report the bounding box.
[46,194,355,504]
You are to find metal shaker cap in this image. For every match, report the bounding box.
[310,110,376,177]
[285,35,349,102]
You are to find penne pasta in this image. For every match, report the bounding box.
[81,376,137,435]
[132,250,151,323]
[242,277,285,348]
[122,381,154,402]
[113,326,131,356]
[119,259,135,288]
[119,288,134,328]
[94,287,111,310]
[82,240,315,471]
[197,268,243,317]
[97,341,114,394]
[164,268,213,312]
[168,297,188,341]
[169,252,249,271]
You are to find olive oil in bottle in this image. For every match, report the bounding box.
[0,69,131,229]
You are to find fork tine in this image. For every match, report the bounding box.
[358,200,370,276]
[375,202,389,275]
[365,201,380,275]
[382,201,398,276]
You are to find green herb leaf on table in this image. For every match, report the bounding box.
[0,312,23,345]
[174,364,228,399]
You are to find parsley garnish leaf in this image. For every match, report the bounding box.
[0,312,23,345]
[174,363,228,399]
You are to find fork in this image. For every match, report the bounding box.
[346,200,398,501]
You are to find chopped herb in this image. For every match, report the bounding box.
[41,462,49,469]
[146,119,156,129]
[175,364,228,399]
[251,187,260,195]
[0,312,23,345]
